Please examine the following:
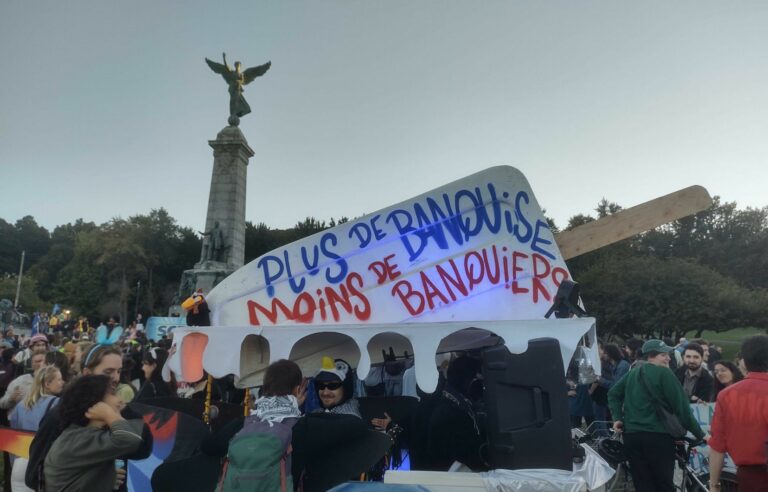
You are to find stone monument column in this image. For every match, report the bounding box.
[199,126,254,270]
[174,125,254,303]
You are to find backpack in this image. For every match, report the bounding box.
[24,399,61,491]
[219,417,295,492]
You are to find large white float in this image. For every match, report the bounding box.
[167,165,600,390]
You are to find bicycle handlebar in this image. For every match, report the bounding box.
[675,436,704,447]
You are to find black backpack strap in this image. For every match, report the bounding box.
[43,397,57,416]
[637,365,672,413]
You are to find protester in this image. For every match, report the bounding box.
[708,343,723,365]
[424,356,487,471]
[690,338,715,367]
[25,344,153,491]
[71,341,92,376]
[0,346,17,402]
[43,375,145,492]
[0,350,47,412]
[11,366,64,429]
[47,315,59,335]
[711,360,744,402]
[3,329,19,349]
[95,317,123,346]
[219,359,305,491]
[313,357,362,418]
[81,344,123,386]
[591,342,629,425]
[659,338,679,370]
[9,366,63,492]
[674,342,714,403]
[48,333,63,352]
[567,359,594,428]
[125,321,138,340]
[608,339,706,492]
[13,334,49,368]
[116,357,137,403]
[624,338,644,365]
[177,372,219,399]
[135,347,175,401]
[44,351,70,382]
[62,341,77,367]
[708,334,768,491]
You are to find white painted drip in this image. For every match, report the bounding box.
[167,318,598,392]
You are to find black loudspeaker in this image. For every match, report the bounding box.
[481,337,572,471]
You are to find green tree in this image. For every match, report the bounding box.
[0,219,22,274]
[91,219,148,323]
[30,219,97,301]
[14,216,51,269]
[578,255,768,340]
[127,209,201,315]
[0,275,45,313]
[51,230,108,320]
[244,217,342,264]
[636,198,768,289]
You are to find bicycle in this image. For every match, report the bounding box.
[575,421,632,492]
[674,436,738,492]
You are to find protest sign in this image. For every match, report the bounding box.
[688,403,736,474]
[170,166,598,390]
[145,317,187,342]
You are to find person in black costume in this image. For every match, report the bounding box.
[424,356,487,471]
[134,347,175,401]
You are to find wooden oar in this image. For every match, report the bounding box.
[554,185,712,260]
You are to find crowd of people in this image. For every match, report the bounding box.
[604,335,768,492]
[0,315,492,492]
[1,313,765,492]
[0,318,164,492]
[567,336,743,430]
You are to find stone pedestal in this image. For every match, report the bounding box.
[174,125,254,307]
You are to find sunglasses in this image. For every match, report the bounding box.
[316,381,343,391]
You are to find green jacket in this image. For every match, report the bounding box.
[44,419,144,492]
[608,362,704,439]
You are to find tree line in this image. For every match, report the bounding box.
[0,199,766,340]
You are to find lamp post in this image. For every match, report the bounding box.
[134,280,141,319]
[13,250,25,309]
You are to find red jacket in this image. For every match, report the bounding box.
[708,372,768,466]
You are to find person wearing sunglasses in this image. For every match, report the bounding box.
[313,357,363,419]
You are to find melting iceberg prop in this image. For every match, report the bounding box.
[168,166,597,392]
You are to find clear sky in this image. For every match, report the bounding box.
[1,1,766,233]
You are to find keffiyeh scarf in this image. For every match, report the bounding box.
[254,395,302,425]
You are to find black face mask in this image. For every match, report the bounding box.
[466,377,485,402]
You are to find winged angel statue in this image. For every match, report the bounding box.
[205,53,271,126]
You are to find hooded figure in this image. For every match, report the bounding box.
[312,357,361,418]
[423,356,487,471]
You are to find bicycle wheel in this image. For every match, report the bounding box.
[691,471,739,492]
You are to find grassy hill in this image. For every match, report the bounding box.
[694,327,765,361]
